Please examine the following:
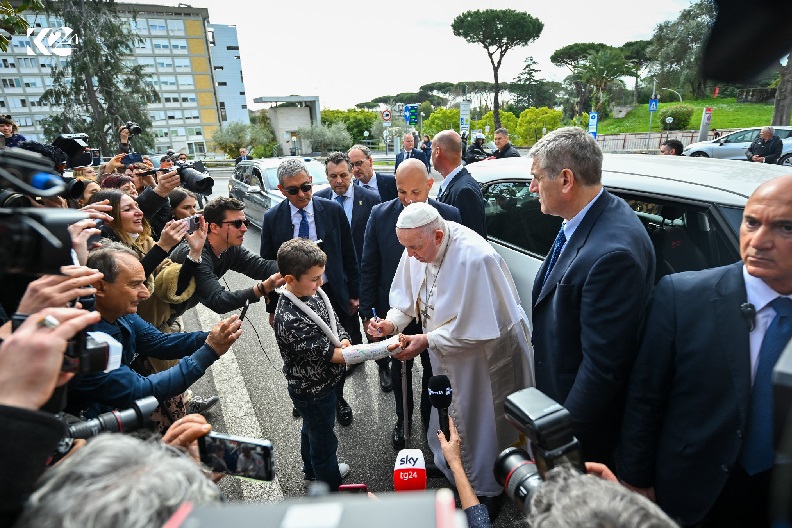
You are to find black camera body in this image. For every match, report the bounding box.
[126,121,142,136]
[174,159,213,194]
[494,388,585,515]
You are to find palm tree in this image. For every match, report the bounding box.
[577,48,629,114]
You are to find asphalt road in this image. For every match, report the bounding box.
[180,171,524,526]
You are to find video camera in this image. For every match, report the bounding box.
[494,387,585,516]
[125,121,142,136]
[165,151,213,193]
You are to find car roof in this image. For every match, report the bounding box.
[467,154,792,208]
[238,156,322,168]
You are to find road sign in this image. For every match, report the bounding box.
[459,101,471,133]
[382,110,391,121]
[648,99,659,112]
[403,104,418,125]
[588,112,599,139]
[665,117,674,124]
[383,121,391,127]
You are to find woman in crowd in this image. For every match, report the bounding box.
[74,179,100,209]
[100,174,139,199]
[421,134,432,170]
[168,187,198,222]
[0,115,26,148]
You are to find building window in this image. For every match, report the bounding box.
[159,75,177,87]
[217,81,227,86]
[157,58,174,70]
[241,104,247,109]
[16,57,37,69]
[181,93,197,103]
[167,20,185,35]
[177,75,194,87]
[1,78,22,88]
[213,65,224,70]
[149,19,166,33]
[226,45,239,50]
[219,102,227,122]
[12,38,32,49]
[153,39,170,51]
[138,57,156,72]
[135,38,151,50]
[149,111,166,121]
[0,58,14,68]
[16,116,33,126]
[22,77,41,88]
[135,18,149,34]
[170,127,186,137]
[8,97,26,108]
[153,128,169,138]
[184,109,200,120]
[186,127,202,136]
[239,91,245,95]
[175,58,190,70]
[171,39,188,51]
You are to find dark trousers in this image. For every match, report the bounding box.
[289,387,341,490]
[326,289,362,400]
[698,464,771,528]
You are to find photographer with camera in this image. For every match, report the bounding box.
[65,244,240,418]
[0,306,100,526]
[116,122,141,155]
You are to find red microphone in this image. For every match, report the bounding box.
[393,449,427,491]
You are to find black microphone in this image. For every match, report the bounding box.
[741,302,756,332]
[428,375,452,441]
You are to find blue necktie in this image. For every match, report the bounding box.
[298,208,309,239]
[740,296,792,475]
[542,226,567,287]
[335,195,346,206]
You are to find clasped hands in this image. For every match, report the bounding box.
[366,319,427,361]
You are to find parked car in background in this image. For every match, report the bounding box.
[682,126,792,163]
[228,157,329,228]
[466,154,791,316]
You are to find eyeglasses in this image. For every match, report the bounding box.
[221,219,251,229]
[283,183,312,195]
[351,160,367,168]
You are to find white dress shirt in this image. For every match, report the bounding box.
[332,185,354,225]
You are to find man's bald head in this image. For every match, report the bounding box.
[740,174,792,294]
[432,130,462,176]
[395,159,434,207]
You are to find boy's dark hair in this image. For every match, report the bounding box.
[202,197,244,226]
[277,238,326,280]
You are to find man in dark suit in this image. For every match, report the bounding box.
[348,144,398,202]
[394,133,427,172]
[314,152,380,370]
[620,174,792,527]
[359,158,461,449]
[260,158,360,426]
[235,148,252,165]
[529,127,655,468]
[432,130,487,238]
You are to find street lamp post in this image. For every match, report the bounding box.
[420,112,425,139]
[665,116,674,142]
[661,88,683,102]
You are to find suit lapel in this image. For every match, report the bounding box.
[713,262,752,427]
[350,186,362,229]
[276,200,293,242]
[312,198,326,241]
[534,191,611,307]
[440,168,466,201]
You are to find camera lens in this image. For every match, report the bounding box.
[177,166,213,194]
[0,189,30,207]
[494,447,544,515]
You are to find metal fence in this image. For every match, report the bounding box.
[595,130,735,153]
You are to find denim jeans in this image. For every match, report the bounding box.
[289,387,341,490]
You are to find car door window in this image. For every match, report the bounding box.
[727,130,758,143]
[482,181,562,257]
[613,192,740,283]
[263,168,279,190]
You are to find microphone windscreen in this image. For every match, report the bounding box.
[393,449,427,491]
[428,375,452,408]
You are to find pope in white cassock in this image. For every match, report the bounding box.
[368,201,534,497]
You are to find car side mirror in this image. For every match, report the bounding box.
[246,185,262,194]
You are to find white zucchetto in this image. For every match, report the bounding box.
[396,202,440,229]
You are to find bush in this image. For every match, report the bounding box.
[658,104,694,130]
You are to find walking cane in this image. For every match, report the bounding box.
[402,359,410,449]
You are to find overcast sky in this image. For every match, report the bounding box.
[127,0,694,110]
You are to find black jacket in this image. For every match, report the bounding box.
[746,134,783,164]
[494,142,520,159]
[465,142,488,165]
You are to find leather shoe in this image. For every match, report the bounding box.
[392,421,406,449]
[187,395,219,415]
[336,397,353,426]
[379,366,393,392]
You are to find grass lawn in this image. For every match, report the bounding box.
[597,98,775,134]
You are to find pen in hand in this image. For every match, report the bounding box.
[372,308,381,335]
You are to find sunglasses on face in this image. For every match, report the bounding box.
[283,183,312,195]
[221,219,251,229]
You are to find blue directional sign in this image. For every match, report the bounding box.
[403,104,419,125]
[648,99,659,112]
[588,112,598,138]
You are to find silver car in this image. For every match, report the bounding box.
[227,157,330,229]
[466,154,791,315]
[682,126,792,164]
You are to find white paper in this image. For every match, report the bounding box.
[87,331,122,372]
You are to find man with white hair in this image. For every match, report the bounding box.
[369,202,533,513]
[746,126,783,164]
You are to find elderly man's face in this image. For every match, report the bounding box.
[95,253,150,322]
[278,171,312,209]
[403,135,414,150]
[760,129,773,141]
[397,227,443,264]
[529,157,564,217]
[349,148,374,183]
[740,177,792,294]
[239,149,247,156]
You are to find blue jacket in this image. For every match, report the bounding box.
[67,314,214,416]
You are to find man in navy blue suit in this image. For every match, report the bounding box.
[260,158,360,426]
[528,127,655,469]
[394,133,427,172]
[359,158,461,449]
[314,152,380,375]
[621,175,792,527]
[348,144,398,202]
[432,130,487,238]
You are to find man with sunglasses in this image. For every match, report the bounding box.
[170,197,283,316]
[260,159,360,426]
[348,144,398,202]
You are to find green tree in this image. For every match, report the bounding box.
[249,110,279,157]
[417,101,434,122]
[452,9,543,129]
[620,40,651,105]
[647,0,716,99]
[473,110,518,142]
[211,121,249,157]
[551,42,610,115]
[321,108,378,143]
[577,48,628,114]
[297,122,352,155]
[38,1,159,156]
[509,57,559,113]
[0,1,42,51]
[515,107,563,146]
[423,108,460,137]
[772,52,792,127]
